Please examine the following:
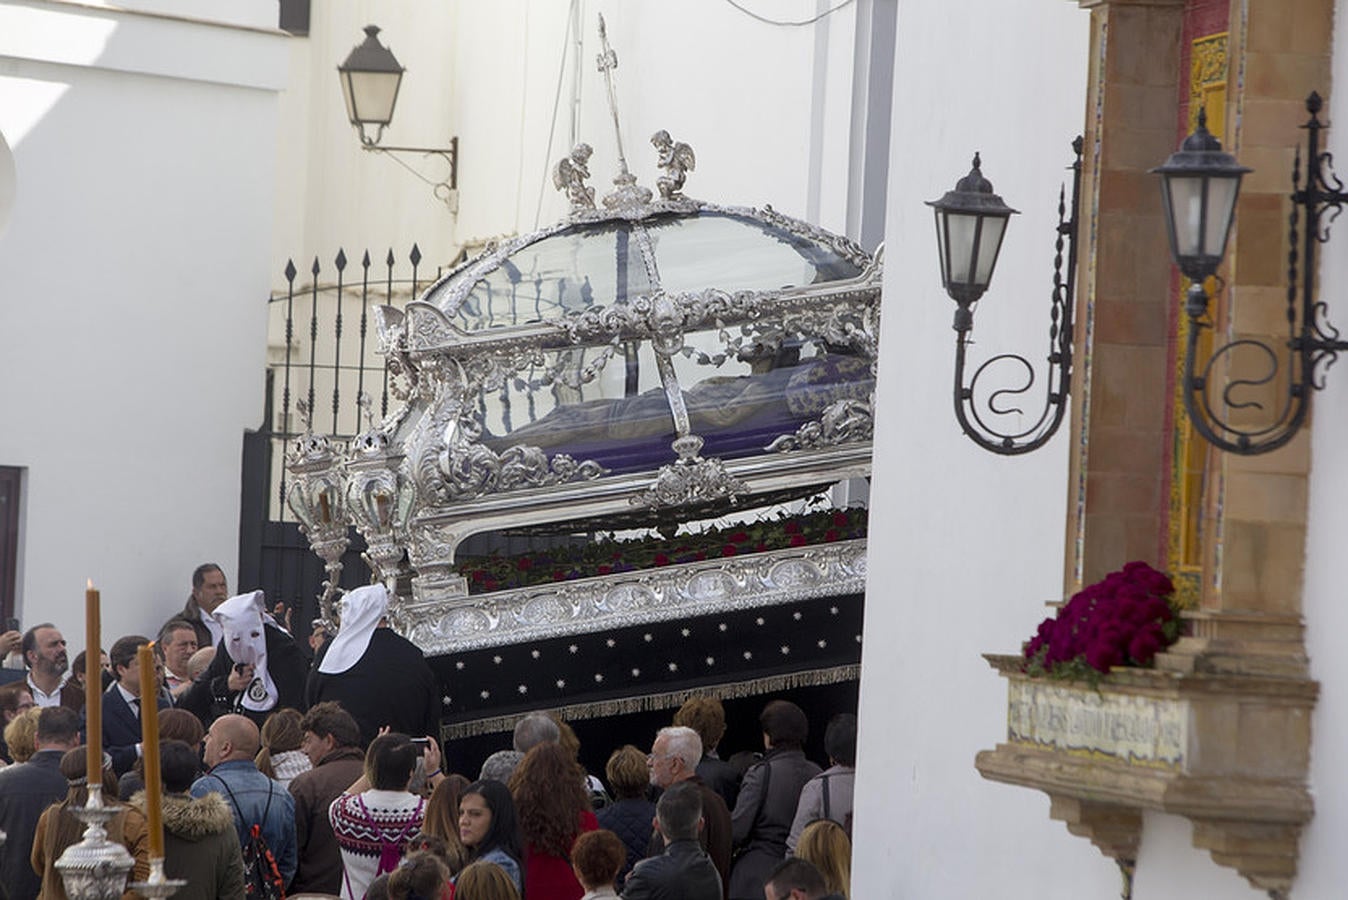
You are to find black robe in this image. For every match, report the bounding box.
[306,627,441,747]
[177,623,309,728]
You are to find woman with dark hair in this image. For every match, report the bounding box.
[32,747,149,898]
[509,742,599,900]
[457,779,525,892]
[728,700,822,900]
[595,745,655,888]
[331,732,432,900]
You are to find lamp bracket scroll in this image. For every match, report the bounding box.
[1172,92,1348,455]
[928,136,1084,455]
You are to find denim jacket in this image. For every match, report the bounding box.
[192,759,298,885]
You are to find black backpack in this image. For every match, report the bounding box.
[212,775,286,900]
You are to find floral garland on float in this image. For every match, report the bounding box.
[453,506,868,594]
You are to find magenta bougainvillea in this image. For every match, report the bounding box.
[1023,561,1183,680]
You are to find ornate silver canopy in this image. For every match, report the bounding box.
[287,23,880,647]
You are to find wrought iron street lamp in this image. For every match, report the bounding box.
[928,138,1083,454]
[338,25,460,207]
[1158,93,1348,455]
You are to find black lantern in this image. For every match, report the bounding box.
[927,140,1083,455]
[337,26,459,204]
[338,25,406,147]
[1165,92,1348,456]
[1151,108,1250,285]
[928,154,1019,317]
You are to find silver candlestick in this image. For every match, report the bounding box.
[130,856,186,898]
[54,783,135,900]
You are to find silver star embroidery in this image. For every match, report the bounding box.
[531,650,541,659]
[780,645,790,655]
[556,679,566,689]
[718,623,727,632]
[705,657,715,666]
[743,651,753,660]
[455,661,465,670]
[680,628,690,637]
[594,674,604,683]
[631,668,641,677]
[605,638,616,648]
[817,640,828,649]
[830,606,839,615]
[517,685,528,694]
[793,611,802,621]
[755,617,765,626]
[480,690,490,699]
[568,644,579,654]
[668,662,678,672]
[492,655,502,665]
[643,633,653,642]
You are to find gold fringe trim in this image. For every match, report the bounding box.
[441,664,861,740]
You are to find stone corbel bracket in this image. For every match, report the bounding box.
[976,654,1318,899]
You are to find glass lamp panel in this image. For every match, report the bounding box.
[1165,174,1207,259]
[944,212,980,286]
[1203,174,1242,259]
[343,70,402,126]
[932,210,950,286]
[974,215,1008,286]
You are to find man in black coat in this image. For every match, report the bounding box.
[103,634,172,777]
[305,584,440,746]
[177,590,308,728]
[623,782,721,900]
[0,706,82,900]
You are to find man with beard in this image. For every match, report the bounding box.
[22,623,83,713]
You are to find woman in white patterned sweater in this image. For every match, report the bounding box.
[330,732,438,899]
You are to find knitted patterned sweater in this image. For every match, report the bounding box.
[329,789,426,900]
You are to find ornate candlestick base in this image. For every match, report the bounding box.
[54,784,135,900]
[130,856,187,899]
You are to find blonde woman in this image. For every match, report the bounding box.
[455,860,522,900]
[794,819,851,900]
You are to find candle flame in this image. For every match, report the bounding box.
[87,578,94,589]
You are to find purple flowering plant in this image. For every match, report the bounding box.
[1022,561,1183,682]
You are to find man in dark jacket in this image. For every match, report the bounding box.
[287,702,368,895]
[623,782,721,900]
[763,858,841,900]
[646,725,732,895]
[103,634,171,777]
[0,706,82,900]
[178,563,230,650]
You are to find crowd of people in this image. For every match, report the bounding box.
[0,564,858,900]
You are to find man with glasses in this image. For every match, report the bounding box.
[646,725,732,895]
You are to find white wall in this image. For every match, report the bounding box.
[271,0,863,282]
[854,1,1099,897]
[0,2,287,638]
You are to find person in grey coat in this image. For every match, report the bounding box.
[727,701,821,900]
[786,714,856,853]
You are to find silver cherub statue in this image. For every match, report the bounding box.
[652,130,695,201]
[553,143,596,210]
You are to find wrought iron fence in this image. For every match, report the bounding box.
[266,244,436,520]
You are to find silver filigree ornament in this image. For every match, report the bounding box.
[346,392,408,588]
[54,783,138,900]
[767,399,875,452]
[286,398,350,629]
[632,435,749,510]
